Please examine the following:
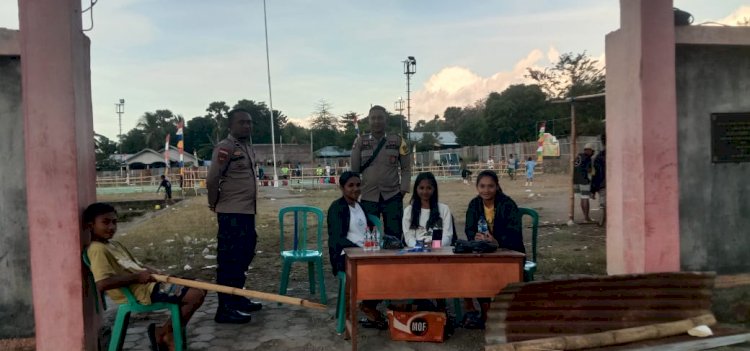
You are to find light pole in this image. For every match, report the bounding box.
[115,98,125,176]
[394,97,404,136]
[403,56,416,144]
[263,0,279,187]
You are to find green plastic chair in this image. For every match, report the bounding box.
[333,214,384,332]
[519,207,540,282]
[366,214,384,239]
[278,205,327,304]
[82,252,184,351]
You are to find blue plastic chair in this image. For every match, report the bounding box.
[518,207,540,282]
[278,206,327,304]
[82,252,184,351]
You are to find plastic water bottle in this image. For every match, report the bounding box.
[372,227,381,251]
[363,228,373,252]
[478,218,489,234]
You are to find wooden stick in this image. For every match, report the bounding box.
[485,314,716,351]
[151,274,327,310]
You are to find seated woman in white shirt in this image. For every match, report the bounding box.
[402,172,454,248]
[326,171,385,329]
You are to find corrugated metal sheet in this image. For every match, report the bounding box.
[486,272,716,344]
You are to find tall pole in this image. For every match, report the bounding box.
[115,99,125,176]
[403,57,416,145]
[394,97,404,136]
[569,102,577,223]
[263,0,279,187]
[548,92,604,225]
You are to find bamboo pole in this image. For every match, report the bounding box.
[485,314,716,351]
[151,274,327,310]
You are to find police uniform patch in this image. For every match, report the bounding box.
[218,148,230,163]
[399,139,408,156]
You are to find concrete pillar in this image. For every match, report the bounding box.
[18,0,97,349]
[605,0,681,274]
[0,29,34,339]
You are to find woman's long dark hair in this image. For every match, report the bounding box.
[476,170,504,198]
[409,172,442,229]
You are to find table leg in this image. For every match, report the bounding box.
[348,263,358,351]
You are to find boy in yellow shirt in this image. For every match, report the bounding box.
[85,202,205,351]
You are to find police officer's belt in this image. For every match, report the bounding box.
[360,137,387,173]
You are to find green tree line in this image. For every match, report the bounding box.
[95,51,604,170]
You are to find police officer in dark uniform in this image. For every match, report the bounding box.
[207,109,262,324]
[351,105,411,240]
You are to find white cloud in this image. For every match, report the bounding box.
[715,5,750,26]
[411,48,555,120]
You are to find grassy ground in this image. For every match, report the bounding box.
[107,173,607,292]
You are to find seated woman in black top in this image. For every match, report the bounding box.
[326,171,385,329]
[463,170,525,328]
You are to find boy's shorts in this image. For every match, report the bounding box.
[151,282,189,304]
[574,184,591,199]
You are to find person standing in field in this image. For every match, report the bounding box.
[206,109,262,324]
[350,105,411,241]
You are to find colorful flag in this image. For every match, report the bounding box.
[164,133,171,174]
[536,122,546,162]
[176,118,185,173]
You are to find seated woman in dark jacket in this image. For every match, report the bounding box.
[327,171,386,329]
[463,170,525,328]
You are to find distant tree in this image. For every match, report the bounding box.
[119,128,147,154]
[94,133,121,171]
[337,111,360,149]
[204,101,230,144]
[184,116,216,160]
[415,132,439,152]
[310,100,339,150]
[484,84,549,143]
[443,106,463,131]
[414,115,445,133]
[455,102,488,146]
[136,109,177,150]
[280,121,310,145]
[526,51,605,136]
[526,51,604,99]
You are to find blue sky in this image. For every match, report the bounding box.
[1,0,748,140]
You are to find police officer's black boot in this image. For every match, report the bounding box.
[215,294,252,324]
[232,297,263,313]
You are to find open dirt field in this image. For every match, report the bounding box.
[107,173,606,297]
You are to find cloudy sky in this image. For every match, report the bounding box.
[1,1,748,139]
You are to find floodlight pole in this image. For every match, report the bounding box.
[403,57,416,144]
[115,99,125,177]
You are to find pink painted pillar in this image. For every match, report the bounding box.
[18,0,97,350]
[605,0,681,274]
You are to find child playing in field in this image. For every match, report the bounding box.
[84,202,205,351]
[525,156,537,187]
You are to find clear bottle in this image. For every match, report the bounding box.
[478,217,489,234]
[372,227,381,251]
[363,227,373,252]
